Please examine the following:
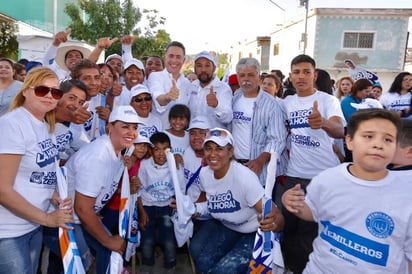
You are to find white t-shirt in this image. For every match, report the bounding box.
[55,122,90,160]
[70,93,107,142]
[137,113,163,138]
[65,135,122,223]
[199,161,264,233]
[183,146,203,202]
[0,107,58,237]
[164,130,189,156]
[380,92,412,112]
[138,157,178,207]
[304,164,412,274]
[282,91,344,179]
[232,95,256,159]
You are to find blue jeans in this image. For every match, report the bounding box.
[190,220,255,274]
[42,226,92,272]
[189,219,221,259]
[80,224,112,274]
[0,226,42,274]
[140,205,176,268]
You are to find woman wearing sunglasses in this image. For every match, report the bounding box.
[0,67,74,273]
[130,84,163,138]
[190,128,285,274]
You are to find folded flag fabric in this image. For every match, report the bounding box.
[165,149,195,247]
[56,161,86,274]
[248,151,284,273]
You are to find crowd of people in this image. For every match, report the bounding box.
[0,28,412,274]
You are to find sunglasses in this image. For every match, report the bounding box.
[32,86,64,100]
[133,96,152,103]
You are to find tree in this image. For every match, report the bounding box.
[64,0,170,60]
[0,21,18,60]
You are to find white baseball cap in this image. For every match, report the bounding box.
[105,54,122,64]
[133,135,152,145]
[188,116,210,130]
[203,128,234,147]
[194,51,216,66]
[109,105,143,124]
[130,84,151,98]
[124,58,144,72]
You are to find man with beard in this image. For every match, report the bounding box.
[231,57,287,186]
[188,51,233,129]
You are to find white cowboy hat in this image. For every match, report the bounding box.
[55,44,91,71]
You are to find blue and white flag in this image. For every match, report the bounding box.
[248,151,284,273]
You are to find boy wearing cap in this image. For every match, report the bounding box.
[67,105,141,274]
[188,51,233,129]
[113,58,146,109]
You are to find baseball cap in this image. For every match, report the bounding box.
[203,128,234,147]
[109,105,143,124]
[105,54,122,64]
[188,116,210,130]
[130,84,151,98]
[373,81,382,88]
[228,74,238,85]
[133,135,152,145]
[124,58,144,72]
[194,51,216,66]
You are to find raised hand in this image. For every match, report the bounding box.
[71,102,91,124]
[167,79,179,101]
[308,100,323,129]
[97,37,119,49]
[121,35,138,45]
[53,28,71,46]
[206,86,218,108]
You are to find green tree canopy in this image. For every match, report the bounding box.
[0,21,18,60]
[64,0,170,61]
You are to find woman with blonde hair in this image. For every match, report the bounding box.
[335,76,354,101]
[0,67,73,273]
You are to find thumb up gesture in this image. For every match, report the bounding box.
[206,86,218,108]
[167,79,179,101]
[308,100,323,129]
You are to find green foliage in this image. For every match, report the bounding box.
[0,21,18,60]
[65,0,141,44]
[64,0,171,61]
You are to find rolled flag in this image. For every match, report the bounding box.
[56,160,86,274]
[165,149,195,247]
[248,151,284,273]
[108,146,134,274]
[125,193,140,262]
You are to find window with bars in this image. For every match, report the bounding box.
[343,32,374,49]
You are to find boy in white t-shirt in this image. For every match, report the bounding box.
[282,109,412,273]
[137,132,179,273]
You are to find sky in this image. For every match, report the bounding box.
[135,0,412,54]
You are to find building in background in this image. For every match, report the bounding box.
[228,8,412,90]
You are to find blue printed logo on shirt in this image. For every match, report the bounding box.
[320,220,389,266]
[365,212,394,239]
[289,107,312,129]
[208,190,241,213]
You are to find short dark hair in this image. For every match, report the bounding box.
[150,132,171,147]
[290,54,316,69]
[398,119,412,148]
[168,104,191,125]
[346,109,400,139]
[71,59,99,80]
[166,41,186,56]
[59,79,88,95]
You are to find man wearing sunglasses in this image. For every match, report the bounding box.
[231,58,287,187]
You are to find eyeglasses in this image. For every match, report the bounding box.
[133,96,152,103]
[32,86,64,100]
